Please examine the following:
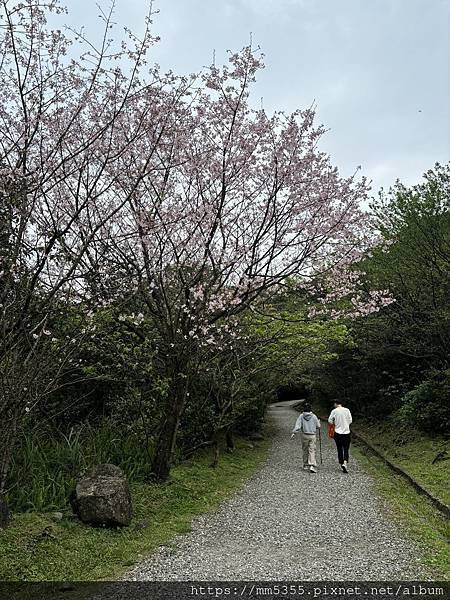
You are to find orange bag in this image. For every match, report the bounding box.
[328,423,335,438]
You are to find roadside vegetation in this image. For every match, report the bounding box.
[0,436,271,581]
[355,420,449,506]
[307,167,449,436]
[354,446,450,579]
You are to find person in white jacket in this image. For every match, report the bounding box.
[328,400,352,473]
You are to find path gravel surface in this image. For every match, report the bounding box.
[126,401,426,580]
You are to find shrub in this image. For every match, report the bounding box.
[396,369,450,435]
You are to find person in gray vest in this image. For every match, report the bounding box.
[291,403,321,473]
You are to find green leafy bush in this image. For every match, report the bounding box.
[397,369,450,435]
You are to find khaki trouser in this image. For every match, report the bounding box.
[301,432,317,467]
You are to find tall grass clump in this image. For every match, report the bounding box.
[6,420,152,512]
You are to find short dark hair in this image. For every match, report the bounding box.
[303,403,312,412]
[332,399,342,406]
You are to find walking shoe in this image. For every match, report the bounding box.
[310,466,317,473]
[341,463,348,473]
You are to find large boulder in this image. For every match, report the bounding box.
[0,499,9,529]
[73,464,132,527]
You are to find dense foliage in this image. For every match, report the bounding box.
[307,164,450,433]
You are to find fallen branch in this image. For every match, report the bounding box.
[431,450,448,465]
[182,440,215,458]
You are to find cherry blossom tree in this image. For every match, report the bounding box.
[0,0,385,489]
[0,0,172,496]
[97,46,375,480]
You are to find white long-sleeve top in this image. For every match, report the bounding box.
[328,406,352,434]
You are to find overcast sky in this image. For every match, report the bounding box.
[70,0,449,197]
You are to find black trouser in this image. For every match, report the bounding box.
[334,432,351,464]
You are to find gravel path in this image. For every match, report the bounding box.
[126,401,426,580]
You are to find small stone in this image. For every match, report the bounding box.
[40,525,54,538]
[51,512,64,521]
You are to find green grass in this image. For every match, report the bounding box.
[355,419,450,506]
[353,445,450,579]
[6,421,153,512]
[0,435,271,581]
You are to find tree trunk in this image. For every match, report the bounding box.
[210,432,220,468]
[0,418,16,496]
[150,370,187,481]
[0,496,9,529]
[0,422,14,529]
[225,427,234,453]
